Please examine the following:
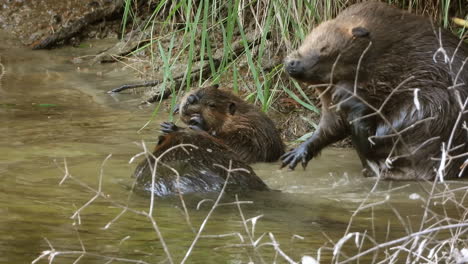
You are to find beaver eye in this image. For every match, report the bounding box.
[208,103,216,108]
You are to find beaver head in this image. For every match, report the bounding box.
[284,20,371,84]
[178,85,245,135]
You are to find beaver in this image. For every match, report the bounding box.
[166,85,285,163]
[133,127,269,196]
[282,2,468,180]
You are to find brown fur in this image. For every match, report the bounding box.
[283,2,468,180]
[133,129,269,196]
[178,86,285,163]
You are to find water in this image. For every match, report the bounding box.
[1,31,466,263]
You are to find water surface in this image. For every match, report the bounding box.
[1,31,466,263]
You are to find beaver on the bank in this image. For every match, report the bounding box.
[282,2,467,180]
[133,128,269,196]
[165,85,285,163]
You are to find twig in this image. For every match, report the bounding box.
[268,233,297,264]
[180,161,243,264]
[338,223,468,264]
[70,154,112,221]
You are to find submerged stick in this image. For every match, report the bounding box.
[107,80,160,93]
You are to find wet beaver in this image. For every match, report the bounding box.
[282,2,468,180]
[133,128,269,196]
[166,85,284,163]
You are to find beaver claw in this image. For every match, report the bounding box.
[280,143,312,170]
[161,122,179,134]
[173,104,180,114]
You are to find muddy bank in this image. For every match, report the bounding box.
[0,0,122,48]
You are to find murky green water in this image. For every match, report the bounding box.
[1,31,466,263]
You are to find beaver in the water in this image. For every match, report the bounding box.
[282,2,467,180]
[166,85,284,163]
[133,128,269,196]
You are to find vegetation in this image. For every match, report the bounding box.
[119,0,466,116]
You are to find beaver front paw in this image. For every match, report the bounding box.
[280,143,313,170]
[160,122,179,134]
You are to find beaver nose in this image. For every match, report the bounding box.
[285,59,304,77]
[187,94,199,104]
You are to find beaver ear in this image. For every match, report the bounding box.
[351,27,370,38]
[206,84,219,90]
[228,102,236,115]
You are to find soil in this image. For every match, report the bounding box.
[0,0,121,47]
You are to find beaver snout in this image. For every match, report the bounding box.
[187,94,199,104]
[284,50,320,80]
[285,59,305,78]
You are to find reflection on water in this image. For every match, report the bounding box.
[1,31,466,263]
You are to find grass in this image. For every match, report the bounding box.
[120,0,340,112]
[117,0,464,136]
